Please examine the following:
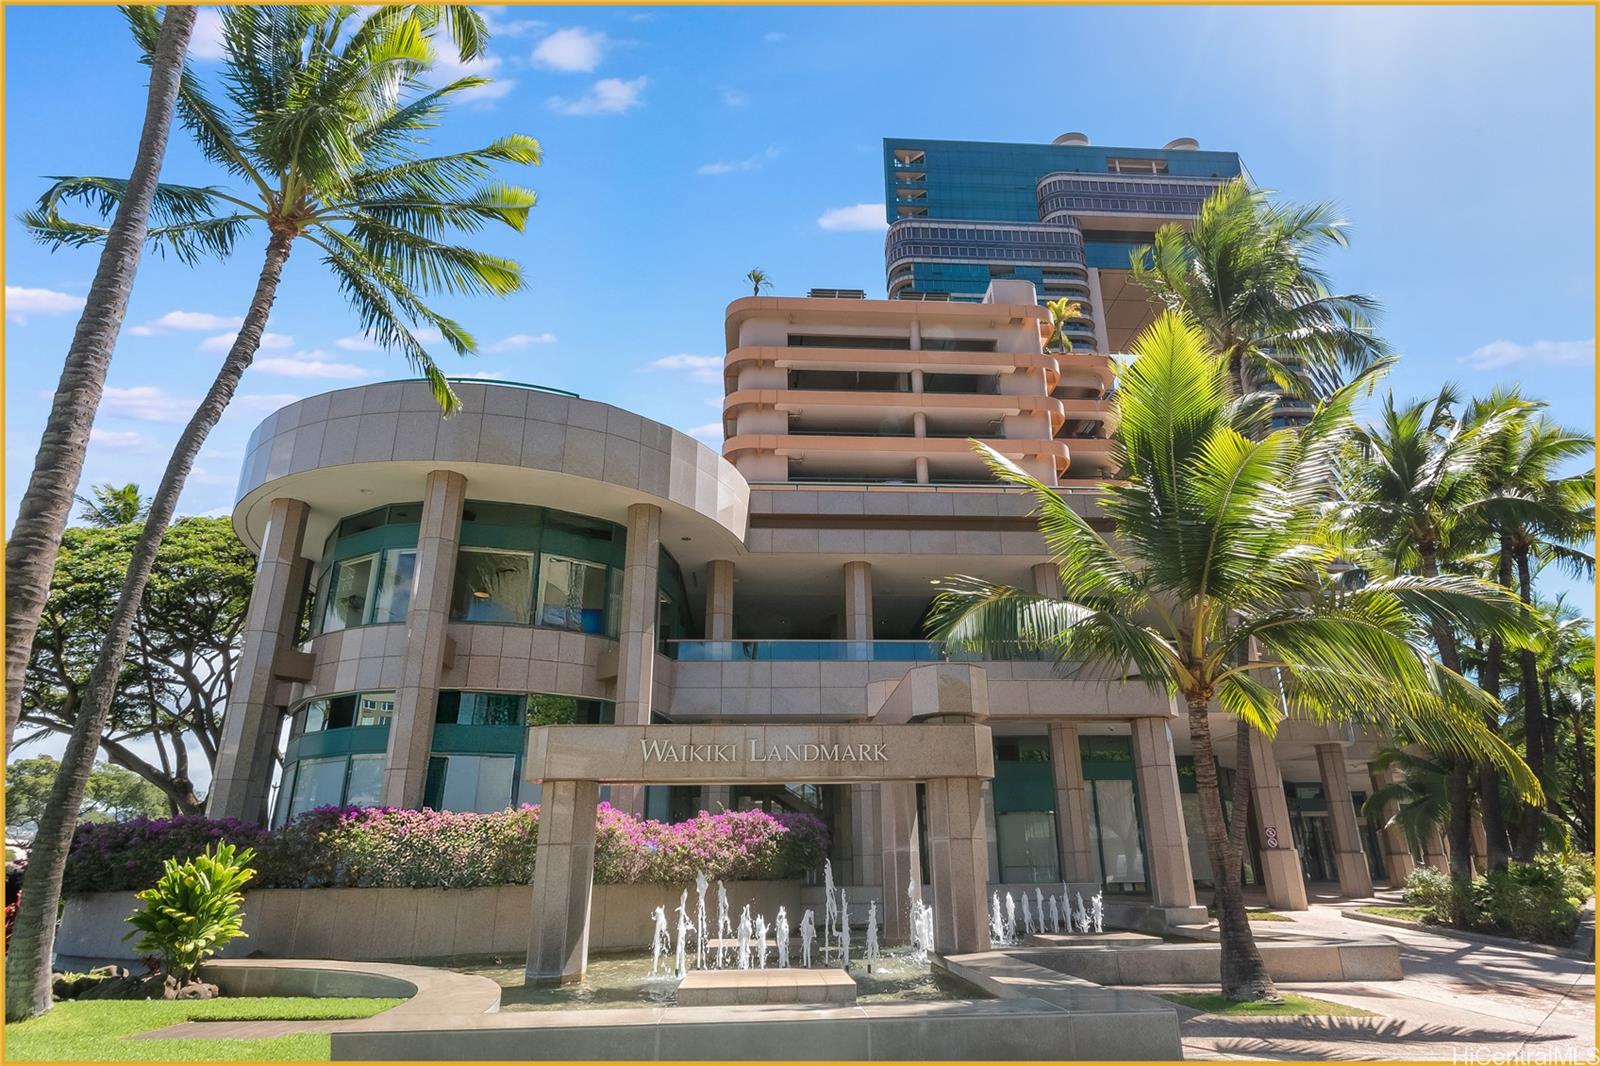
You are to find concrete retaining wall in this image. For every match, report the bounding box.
[58,881,803,966]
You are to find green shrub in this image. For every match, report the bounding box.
[123,842,255,982]
[1402,866,1453,918]
[1403,854,1594,946]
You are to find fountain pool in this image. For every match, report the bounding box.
[426,951,990,1012]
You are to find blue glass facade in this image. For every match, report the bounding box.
[882,136,1246,306]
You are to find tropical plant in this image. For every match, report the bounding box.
[1130,178,1388,398]
[6,6,530,1022]
[746,267,773,296]
[1362,747,1450,857]
[1044,297,1084,354]
[927,312,1537,1001]
[1538,601,1596,849]
[1334,385,1525,882]
[73,482,149,528]
[5,7,197,756]
[1466,393,1594,860]
[123,842,256,984]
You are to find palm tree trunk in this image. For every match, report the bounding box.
[1416,548,1473,886]
[1474,545,1513,872]
[1185,697,1275,1001]
[5,232,292,1022]
[4,6,196,751]
[1511,547,1546,862]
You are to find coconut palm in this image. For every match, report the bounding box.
[1130,178,1389,399]
[73,482,149,528]
[1362,747,1451,858]
[6,6,532,1022]
[1043,297,1084,354]
[1466,393,1594,860]
[928,312,1536,1001]
[4,7,196,754]
[1334,386,1527,881]
[746,267,773,296]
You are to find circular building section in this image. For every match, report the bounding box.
[213,379,750,827]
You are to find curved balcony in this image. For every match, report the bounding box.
[724,346,1062,392]
[723,432,1070,464]
[724,389,1072,435]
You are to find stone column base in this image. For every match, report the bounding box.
[1257,849,1309,911]
[1334,850,1374,899]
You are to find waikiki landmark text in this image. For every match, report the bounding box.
[640,738,891,765]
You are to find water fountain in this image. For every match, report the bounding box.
[1074,892,1089,933]
[736,905,753,970]
[674,890,691,978]
[864,900,880,969]
[694,872,709,970]
[822,860,837,963]
[1021,892,1034,936]
[838,889,851,968]
[1059,884,1071,931]
[776,907,790,969]
[1091,891,1103,933]
[754,914,770,969]
[1035,888,1046,933]
[916,902,935,960]
[990,892,1006,946]
[1048,895,1062,934]
[1004,892,1017,944]
[800,908,816,967]
[715,881,731,968]
[649,905,671,977]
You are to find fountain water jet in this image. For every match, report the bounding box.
[1004,893,1017,944]
[776,907,790,969]
[754,914,770,969]
[674,890,691,978]
[736,905,753,970]
[1091,891,1104,933]
[715,881,731,968]
[649,906,671,977]
[694,872,708,970]
[1074,892,1089,933]
[1049,895,1062,934]
[822,860,837,963]
[838,890,850,968]
[800,909,816,967]
[990,892,1006,946]
[865,900,880,968]
[1021,893,1034,936]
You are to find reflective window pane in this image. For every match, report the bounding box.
[287,756,347,819]
[372,549,418,624]
[356,691,395,727]
[345,754,386,807]
[450,549,533,623]
[437,754,516,814]
[323,556,375,632]
[536,555,607,632]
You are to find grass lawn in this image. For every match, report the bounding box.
[1356,905,1434,924]
[4,996,403,1061]
[1161,992,1375,1018]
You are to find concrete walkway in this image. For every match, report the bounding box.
[1154,892,1595,1061]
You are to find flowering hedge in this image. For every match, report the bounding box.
[63,803,828,893]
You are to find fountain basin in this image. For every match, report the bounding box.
[677,969,857,1007]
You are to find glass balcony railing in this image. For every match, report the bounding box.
[665,639,1059,662]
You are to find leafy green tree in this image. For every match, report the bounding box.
[73,482,149,528]
[124,842,256,984]
[17,517,254,815]
[7,6,533,1022]
[1130,179,1388,398]
[4,7,197,755]
[928,313,1536,1001]
[6,755,166,834]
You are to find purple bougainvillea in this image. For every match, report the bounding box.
[63,802,828,893]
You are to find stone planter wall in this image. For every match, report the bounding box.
[56,881,804,967]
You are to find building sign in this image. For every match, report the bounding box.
[640,738,890,764]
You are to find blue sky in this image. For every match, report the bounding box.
[5,3,1595,609]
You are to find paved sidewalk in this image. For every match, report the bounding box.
[1153,894,1595,1061]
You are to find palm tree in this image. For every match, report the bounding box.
[4,7,196,754]
[73,482,149,528]
[1334,386,1526,882]
[1044,297,1084,354]
[1130,179,1389,399]
[1362,747,1451,858]
[6,6,532,1022]
[1467,395,1594,860]
[928,313,1536,1001]
[1536,600,1596,849]
[746,267,772,296]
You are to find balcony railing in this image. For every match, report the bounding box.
[665,639,1060,663]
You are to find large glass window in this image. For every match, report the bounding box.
[436,691,524,726]
[536,555,608,633]
[425,754,518,813]
[451,548,534,623]
[286,756,348,820]
[323,554,377,633]
[372,548,418,624]
[345,754,386,807]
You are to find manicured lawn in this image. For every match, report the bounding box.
[1356,904,1434,924]
[4,996,403,1061]
[1161,992,1375,1017]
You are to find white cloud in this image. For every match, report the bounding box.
[199,331,294,354]
[548,77,646,117]
[429,45,515,106]
[817,203,888,233]
[188,7,227,61]
[762,31,787,43]
[650,354,721,384]
[686,422,724,446]
[100,386,190,423]
[448,369,510,381]
[697,146,780,176]
[720,87,748,108]
[480,9,546,38]
[89,428,148,449]
[337,326,443,350]
[128,310,243,336]
[532,27,606,72]
[487,333,558,351]
[253,350,376,380]
[6,285,84,323]
[1460,338,1594,371]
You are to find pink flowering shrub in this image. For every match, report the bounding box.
[64,803,827,892]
